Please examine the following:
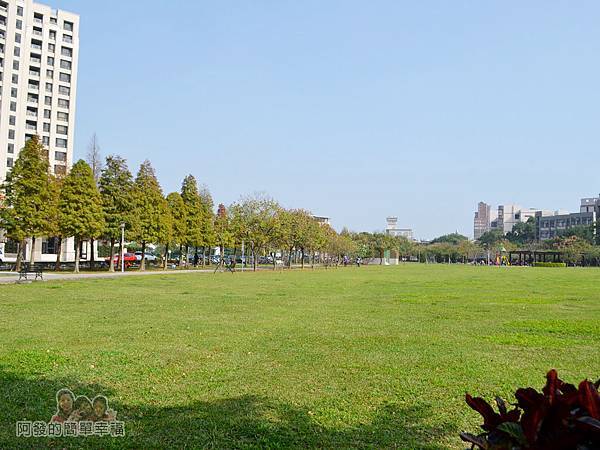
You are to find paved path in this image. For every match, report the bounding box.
[0,265,316,284]
[0,268,229,284]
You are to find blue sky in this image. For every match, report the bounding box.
[55,1,600,239]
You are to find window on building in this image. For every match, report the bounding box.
[60,60,71,70]
[47,56,54,66]
[63,34,73,44]
[17,6,23,16]
[7,143,14,153]
[45,96,52,106]
[61,47,72,57]
[13,46,19,57]
[10,87,16,97]
[56,125,67,135]
[58,85,69,95]
[46,82,53,92]
[16,19,22,30]
[8,129,14,139]
[57,111,68,121]
[46,69,53,78]
[50,17,57,25]
[54,164,66,175]
[56,138,67,148]
[42,237,60,255]
[43,122,50,132]
[12,60,18,70]
[48,43,55,52]
[15,33,21,43]
[55,151,67,161]
[6,157,13,168]
[11,73,17,84]
[10,101,16,111]
[44,109,51,119]
[64,21,73,32]
[58,98,69,108]
[49,30,56,41]
[59,72,70,83]
[42,136,49,145]
[9,115,15,125]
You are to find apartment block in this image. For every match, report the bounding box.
[474,202,494,239]
[0,0,79,184]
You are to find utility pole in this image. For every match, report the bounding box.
[120,223,125,273]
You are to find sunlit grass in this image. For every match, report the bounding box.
[0,265,598,449]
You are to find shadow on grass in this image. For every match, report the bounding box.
[0,367,457,449]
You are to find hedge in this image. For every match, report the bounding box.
[533,262,567,268]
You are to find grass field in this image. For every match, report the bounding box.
[0,265,598,449]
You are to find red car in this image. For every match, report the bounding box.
[108,252,138,267]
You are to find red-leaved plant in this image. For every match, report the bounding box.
[461,370,600,450]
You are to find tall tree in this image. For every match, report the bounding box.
[98,156,134,272]
[230,194,280,271]
[0,136,51,269]
[131,160,170,271]
[198,185,215,266]
[58,160,105,273]
[86,133,103,184]
[46,175,65,271]
[166,192,187,268]
[214,203,234,269]
[180,175,204,265]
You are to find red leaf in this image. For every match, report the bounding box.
[578,380,600,420]
[543,369,559,404]
[466,394,501,431]
[515,388,547,444]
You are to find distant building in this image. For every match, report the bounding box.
[536,210,596,241]
[312,215,330,226]
[474,202,493,239]
[489,204,554,234]
[580,196,600,214]
[385,217,414,240]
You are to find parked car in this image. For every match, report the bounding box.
[134,251,157,262]
[108,252,138,267]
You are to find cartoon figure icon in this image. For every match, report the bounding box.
[51,389,75,423]
[92,395,117,422]
[68,396,94,422]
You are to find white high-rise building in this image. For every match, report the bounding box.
[0,0,80,264]
[0,0,79,183]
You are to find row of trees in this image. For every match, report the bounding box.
[0,136,366,272]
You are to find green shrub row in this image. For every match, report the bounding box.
[533,262,567,268]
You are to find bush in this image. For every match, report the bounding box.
[533,262,567,268]
[461,370,600,450]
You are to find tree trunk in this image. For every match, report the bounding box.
[185,245,189,267]
[380,251,384,265]
[201,247,206,267]
[15,240,24,272]
[220,245,225,269]
[252,245,256,272]
[301,248,305,269]
[178,244,183,267]
[89,238,95,270]
[74,238,80,273]
[29,236,36,266]
[163,243,169,270]
[54,237,63,271]
[311,252,315,269]
[140,241,146,271]
[109,238,116,272]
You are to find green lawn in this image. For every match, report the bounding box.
[0,265,598,449]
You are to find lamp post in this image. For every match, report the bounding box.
[120,223,125,273]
